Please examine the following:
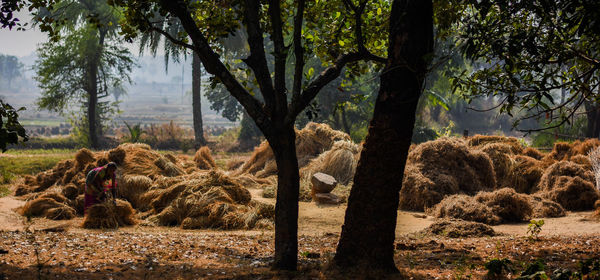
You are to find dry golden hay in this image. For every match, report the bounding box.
[523,147,545,160]
[20,195,76,220]
[427,194,501,225]
[14,184,33,196]
[164,153,178,164]
[23,175,36,185]
[478,143,515,187]
[422,219,495,238]
[81,200,136,229]
[542,176,599,211]
[119,142,152,150]
[301,140,359,185]
[118,175,153,208]
[261,181,312,202]
[399,138,496,211]
[570,154,592,169]
[194,146,217,170]
[542,139,599,162]
[571,138,600,157]
[118,145,163,176]
[108,146,126,165]
[226,157,246,171]
[508,155,545,194]
[474,188,532,223]
[96,156,109,167]
[74,194,85,215]
[35,171,61,191]
[236,122,351,177]
[75,148,96,166]
[528,195,565,218]
[61,183,79,200]
[467,135,524,154]
[61,168,78,185]
[154,156,184,177]
[537,161,595,193]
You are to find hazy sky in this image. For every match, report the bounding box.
[0,12,48,57]
[0,11,148,57]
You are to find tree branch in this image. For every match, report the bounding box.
[291,0,305,99]
[242,0,276,114]
[267,0,288,116]
[160,0,271,133]
[149,26,194,51]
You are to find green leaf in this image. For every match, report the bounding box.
[307,67,314,79]
[377,7,382,16]
[339,40,345,46]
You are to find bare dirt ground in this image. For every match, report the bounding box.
[1,187,600,279]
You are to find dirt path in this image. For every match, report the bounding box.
[1,189,598,237]
[0,196,25,231]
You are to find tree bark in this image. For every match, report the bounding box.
[268,124,300,270]
[192,53,207,148]
[584,101,600,138]
[333,0,433,273]
[87,56,99,149]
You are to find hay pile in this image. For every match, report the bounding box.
[467,135,524,154]
[537,161,599,210]
[399,138,496,211]
[82,200,136,229]
[194,146,217,170]
[20,193,76,220]
[301,140,359,185]
[235,122,351,178]
[429,188,563,225]
[423,219,495,238]
[13,143,273,230]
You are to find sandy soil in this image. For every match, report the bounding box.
[1,187,600,279]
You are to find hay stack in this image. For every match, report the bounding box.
[194,147,217,170]
[474,188,532,223]
[428,194,501,225]
[226,157,246,171]
[236,122,351,178]
[542,176,599,211]
[147,171,269,230]
[399,138,496,211]
[154,156,184,177]
[508,155,545,194]
[467,135,524,154]
[423,219,495,238]
[61,183,79,200]
[570,154,592,169]
[537,161,595,193]
[118,175,153,208]
[108,146,126,165]
[522,147,544,160]
[14,184,33,196]
[478,143,515,187]
[20,193,76,220]
[528,195,565,218]
[301,140,359,185]
[75,148,96,166]
[81,200,136,229]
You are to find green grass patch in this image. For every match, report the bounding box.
[0,185,10,198]
[5,148,78,155]
[20,119,65,126]
[0,153,74,176]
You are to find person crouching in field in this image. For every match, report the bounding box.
[84,162,118,214]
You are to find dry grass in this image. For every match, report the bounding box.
[423,219,495,238]
[20,193,76,220]
[474,188,532,223]
[528,195,565,218]
[194,147,217,170]
[399,138,496,211]
[81,200,136,229]
[508,155,545,194]
[427,194,501,225]
[542,176,599,211]
[467,135,524,154]
[301,140,359,185]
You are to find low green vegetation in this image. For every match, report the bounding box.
[0,153,74,176]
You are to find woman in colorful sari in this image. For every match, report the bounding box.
[84,162,118,214]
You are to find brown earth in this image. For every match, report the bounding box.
[2,185,600,279]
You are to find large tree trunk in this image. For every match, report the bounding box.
[333,0,433,273]
[269,124,300,270]
[584,100,600,139]
[192,53,207,148]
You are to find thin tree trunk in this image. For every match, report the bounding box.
[333,0,433,273]
[269,124,300,270]
[88,59,99,149]
[192,52,207,148]
[585,101,598,138]
[340,106,351,135]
